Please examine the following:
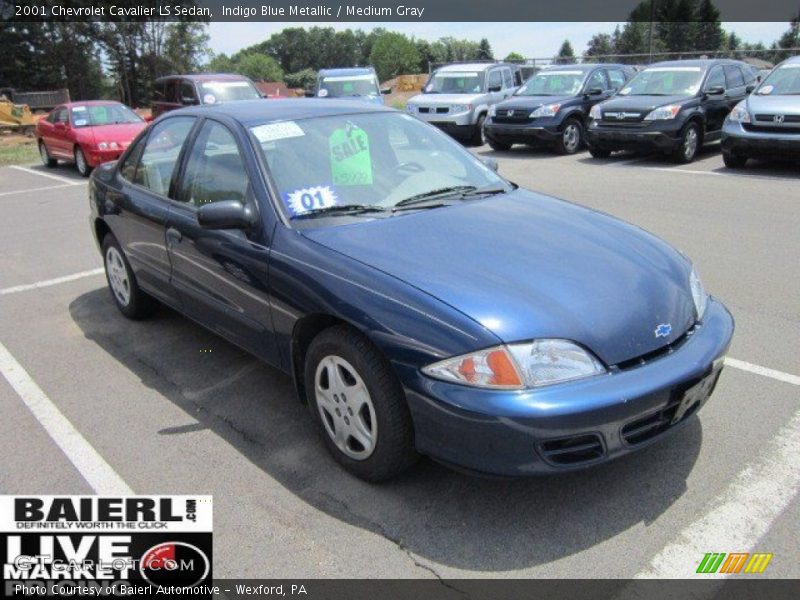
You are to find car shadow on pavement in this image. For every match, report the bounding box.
[69,288,702,572]
[19,162,86,182]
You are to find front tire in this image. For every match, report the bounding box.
[471,114,487,146]
[102,234,158,319]
[75,146,92,177]
[488,138,512,151]
[305,325,418,482]
[588,146,611,159]
[722,151,748,168]
[554,118,583,155]
[39,141,57,168]
[672,122,701,164]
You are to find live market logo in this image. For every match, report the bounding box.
[0,496,213,597]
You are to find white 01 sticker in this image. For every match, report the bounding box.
[758,85,774,95]
[318,89,329,97]
[74,119,88,126]
[203,93,216,104]
[72,106,87,112]
[252,121,305,143]
[284,185,338,216]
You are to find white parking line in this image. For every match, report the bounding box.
[8,165,85,186]
[725,358,800,386]
[0,183,78,198]
[0,341,133,495]
[636,405,800,578]
[0,268,104,296]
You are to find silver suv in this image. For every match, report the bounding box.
[406,63,522,145]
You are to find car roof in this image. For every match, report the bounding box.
[644,59,746,70]
[318,67,376,77]
[156,73,253,83]
[63,101,124,108]
[170,98,393,127]
[436,63,509,73]
[780,55,800,65]
[541,63,630,72]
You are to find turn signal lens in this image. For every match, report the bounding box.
[423,346,524,389]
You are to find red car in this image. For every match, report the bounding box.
[36,101,148,177]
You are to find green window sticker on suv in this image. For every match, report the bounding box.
[329,124,373,186]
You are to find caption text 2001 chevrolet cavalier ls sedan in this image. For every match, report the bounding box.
[89,99,734,481]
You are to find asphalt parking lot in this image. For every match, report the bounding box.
[0,145,798,581]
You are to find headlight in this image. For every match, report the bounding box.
[96,142,119,151]
[643,104,682,120]
[728,100,751,123]
[406,104,415,113]
[422,339,606,389]
[488,105,496,117]
[690,266,708,320]
[530,103,561,118]
[589,104,602,120]
[450,104,471,113]
[97,142,108,150]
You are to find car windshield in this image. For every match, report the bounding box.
[618,67,704,96]
[515,71,585,96]
[249,112,508,221]
[757,63,800,95]
[425,71,484,94]
[199,80,260,104]
[70,104,142,128]
[319,74,380,97]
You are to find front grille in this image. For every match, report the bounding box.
[494,108,531,124]
[615,326,695,371]
[539,434,605,466]
[436,107,449,114]
[743,123,800,134]
[754,114,800,123]
[418,107,430,113]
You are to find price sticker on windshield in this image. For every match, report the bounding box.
[329,124,373,186]
[284,185,339,216]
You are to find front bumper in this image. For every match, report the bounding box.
[85,147,126,167]
[400,298,734,476]
[485,118,561,145]
[587,119,684,152]
[410,109,477,141]
[722,120,800,159]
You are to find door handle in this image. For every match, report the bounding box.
[166,227,182,245]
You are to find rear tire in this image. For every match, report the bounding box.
[554,118,583,155]
[39,141,57,168]
[305,325,418,482]
[102,233,158,320]
[589,146,611,159]
[722,151,748,168]
[75,146,92,177]
[671,122,701,164]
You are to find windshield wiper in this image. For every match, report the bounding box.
[292,204,387,219]
[460,186,508,198]
[392,186,478,210]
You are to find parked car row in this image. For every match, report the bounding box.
[408,57,800,169]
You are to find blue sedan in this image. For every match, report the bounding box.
[89,99,733,481]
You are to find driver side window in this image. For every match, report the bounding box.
[586,70,608,91]
[487,70,502,90]
[133,117,195,197]
[705,66,726,91]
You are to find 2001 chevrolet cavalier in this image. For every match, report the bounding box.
[89,99,733,481]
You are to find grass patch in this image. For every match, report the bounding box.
[0,136,39,167]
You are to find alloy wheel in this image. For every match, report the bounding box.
[314,355,378,460]
[563,123,581,153]
[683,127,698,160]
[105,246,131,306]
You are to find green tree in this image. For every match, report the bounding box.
[284,68,317,89]
[773,15,800,61]
[554,40,576,64]
[504,52,525,62]
[164,22,210,74]
[478,38,494,60]
[369,32,421,82]
[584,33,616,61]
[207,53,235,73]
[695,0,725,52]
[234,53,284,82]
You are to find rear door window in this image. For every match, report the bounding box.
[133,117,195,197]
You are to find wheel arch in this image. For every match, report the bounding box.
[93,218,111,248]
[290,313,353,404]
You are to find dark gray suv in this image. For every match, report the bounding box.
[721,55,800,167]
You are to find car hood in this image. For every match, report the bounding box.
[303,189,696,366]
[745,93,800,114]
[599,94,688,115]
[408,93,485,105]
[324,94,384,105]
[497,95,575,110]
[82,122,147,144]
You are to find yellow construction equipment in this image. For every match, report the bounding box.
[0,96,35,135]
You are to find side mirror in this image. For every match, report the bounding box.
[144,114,154,123]
[480,157,499,172]
[586,87,604,96]
[746,84,755,93]
[487,85,502,93]
[54,121,66,129]
[304,90,315,98]
[197,200,255,230]
[380,87,392,95]
[705,86,725,96]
